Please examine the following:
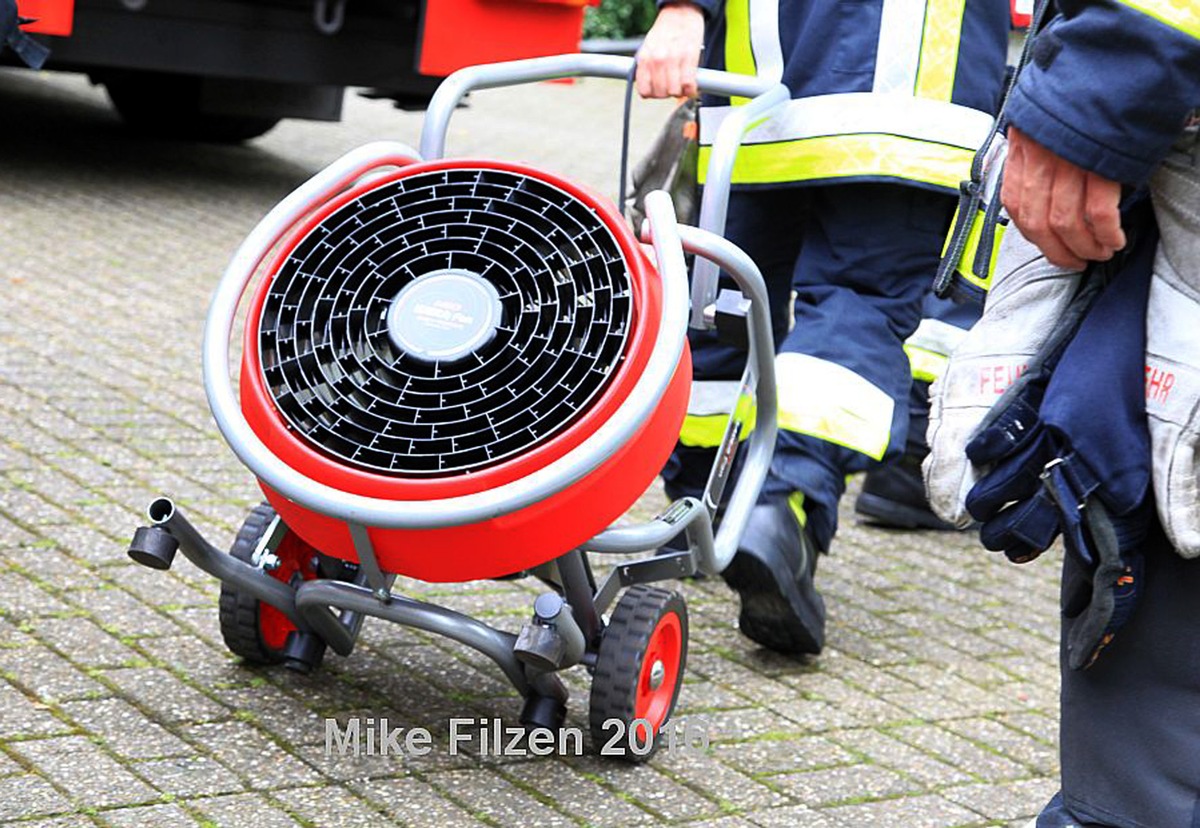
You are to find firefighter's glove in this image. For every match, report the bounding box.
[962,387,1060,564]
[1054,485,1150,671]
[1146,158,1200,557]
[924,227,1083,528]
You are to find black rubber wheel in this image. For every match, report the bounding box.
[104,72,279,143]
[589,585,688,763]
[217,503,345,666]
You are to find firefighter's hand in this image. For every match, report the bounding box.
[1001,126,1126,271]
[636,2,705,99]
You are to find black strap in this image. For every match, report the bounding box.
[932,0,1053,299]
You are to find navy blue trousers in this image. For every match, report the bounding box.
[662,183,954,550]
[1036,527,1200,828]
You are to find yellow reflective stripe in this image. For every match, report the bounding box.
[787,491,808,528]
[1119,0,1200,39]
[678,395,758,448]
[915,0,967,100]
[724,0,756,105]
[904,344,949,384]
[775,353,894,461]
[699,133,975,189]
[940,203,1008,292]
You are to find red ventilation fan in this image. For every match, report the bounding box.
[240,159,691,582]
[126,54,783,760]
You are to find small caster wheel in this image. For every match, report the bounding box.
[589,585,687,762]
[218,503,323,666]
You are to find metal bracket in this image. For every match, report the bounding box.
[348,522,391,603]
[250,515,287,572]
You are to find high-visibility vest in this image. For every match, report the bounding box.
[698,0,1010,191]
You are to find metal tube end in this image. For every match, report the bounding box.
[147,497,176,525]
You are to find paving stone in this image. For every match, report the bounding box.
[103,668,229,725]
[941,777,1060,822]
[892,724,1029,784]
[500,760,656,827]
[831,729,973,788]
[12,736,158,808]
[769,762,921,807]
[133,755,245,797]
[0,683,72,738]
[190,793,304,828]
[745,804,840,828]
[30,617,140,669]
[714,735,855,776]
[817,793,986,827]
[577,758,725,822]
[0,645,111,703]
[98,803,201,828]
[0,774,74,820]
[58,698,191,760]
[425,768,578,827]
[274,785,396,827]
[354,776,491,827]
[181,721,323,788]
[653,751,788,810]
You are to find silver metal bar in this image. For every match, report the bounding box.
[675,225,779,575]
[146,498,302,626]
[689,83,790,328]
[203,185,689,531]
[419,53,779,161]
[347,522,390,600]
[295,580,532,695]
[586,496,709,553]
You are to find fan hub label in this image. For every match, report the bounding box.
[387,269,503,362]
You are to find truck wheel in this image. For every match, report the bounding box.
[104,72,279,143]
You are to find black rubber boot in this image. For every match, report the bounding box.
[855,453,959,531]
[722,499,824,655]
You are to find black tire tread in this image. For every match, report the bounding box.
[588,584,688,763]
[217,503,282,665]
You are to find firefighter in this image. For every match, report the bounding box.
[854,293,979,532]
[638,0,1008,653]
[990,0,1200,823]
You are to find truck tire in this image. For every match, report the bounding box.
[104,72,280,143]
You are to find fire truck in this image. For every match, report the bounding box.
[8,0,595,140]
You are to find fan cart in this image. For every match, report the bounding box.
[127,53,788,760]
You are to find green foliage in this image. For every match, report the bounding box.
[583,0,659,39]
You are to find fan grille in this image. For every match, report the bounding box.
[257,167,633,476]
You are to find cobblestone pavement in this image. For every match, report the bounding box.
[0,67,1063,827]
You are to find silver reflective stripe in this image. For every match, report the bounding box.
[906,318,970,359]
[748,0,784,83]
[873,0,928,94]
[775,353,895,460]
[699,93,994,151]
[688,379,743,416]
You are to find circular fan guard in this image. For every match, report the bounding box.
[258,167,633,477]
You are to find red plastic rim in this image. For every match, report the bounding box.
[634,610,683,732]
[239,157,660,502]
[257,533,319,652]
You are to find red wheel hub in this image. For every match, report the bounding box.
[634,611,683,732]
[257,532,319,651]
